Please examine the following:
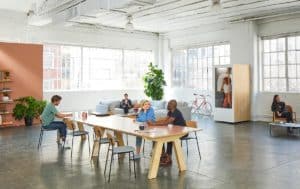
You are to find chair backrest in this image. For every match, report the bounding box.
[65,119,75,130]
[94,127,105,139]
[186,120,197,128]
[106,132,116,146]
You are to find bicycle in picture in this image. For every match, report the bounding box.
[191,93,213,116]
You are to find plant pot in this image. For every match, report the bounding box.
[24,117,33,126]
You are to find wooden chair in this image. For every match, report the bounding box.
[104,132,136,182]
[65,120,90,158]
[272,105,297,123]
[180,120,201,159]
[91,127,111,164]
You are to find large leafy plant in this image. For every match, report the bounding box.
[143,63,166,100]
[13,96,46,124]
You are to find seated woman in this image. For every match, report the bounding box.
[271,94,294,132]
[134,100,156,159]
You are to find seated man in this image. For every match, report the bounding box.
[41,95,72,143]
[120,93,133,114]
[149,99,186,166]
[271,94,294,133]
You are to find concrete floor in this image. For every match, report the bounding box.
[1,116,300,189]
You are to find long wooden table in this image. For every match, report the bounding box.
[68,114,201,179]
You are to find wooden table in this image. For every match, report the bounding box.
[68,115,201,179]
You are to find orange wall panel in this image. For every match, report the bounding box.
[0,42,43,126]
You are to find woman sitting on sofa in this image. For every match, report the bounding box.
[134,100,156,159]
[271,94,294,132]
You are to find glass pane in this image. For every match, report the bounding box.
[270,66,278,77]
[264,54,270,65]
[278,65,285,77]
[297,51,300,63]
[288,51,296,64]
[277,38,285,51]
[297,36,300,50]
[264,79,271,91]
[270,53,277,65]
[264,66,270,78]
[288,65,297,78]
[289,79,297,91]
[288,37,296,50]
[278,79,286,92]
[297,66,300,77]
[270,79,278,91]
[270,39,277,52]
[264,40,270,52]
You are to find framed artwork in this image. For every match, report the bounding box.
[215,67,232,109]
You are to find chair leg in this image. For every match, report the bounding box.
[128,152,131,174]
[181,140,182,147]
[142,139,145,154]
[195,135,201,159]
[132,152,136,178]
[186,140,188,157]
[37,129,43,149]
[104,145,110,174]
[71,136,74,158]
[108,151,114,182]
[87,134,91,154]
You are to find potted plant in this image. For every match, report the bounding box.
[143,63,166,101]
[2,92,10,102]
[12,96,46,126]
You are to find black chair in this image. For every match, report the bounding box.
[180,121,201,159]
[65,120,91,158]
[104,132,136,182]
[37,126,62,149]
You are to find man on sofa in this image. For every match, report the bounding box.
[120,93,133,114]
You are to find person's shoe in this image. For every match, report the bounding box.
[131,154,141,160]
[160,154,172,166]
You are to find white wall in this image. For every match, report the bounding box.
[164,16,300,121]
[0,10,159,111]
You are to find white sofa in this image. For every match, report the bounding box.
[95,100,192,120]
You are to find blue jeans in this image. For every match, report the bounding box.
[136,136,142,148]
[43,121,67,138]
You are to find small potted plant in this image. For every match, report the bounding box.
[12,96,46,126]
[4,71,10,80]
[2,92,10,102]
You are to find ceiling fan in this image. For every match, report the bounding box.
[211,0,222,11]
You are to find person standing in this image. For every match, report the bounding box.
[120,93,133,114]
[41,95,72,143]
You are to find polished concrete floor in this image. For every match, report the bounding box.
[1,116,300,189]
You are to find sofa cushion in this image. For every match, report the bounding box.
[151,100,166,110]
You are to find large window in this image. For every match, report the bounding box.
[262,35,300,92]
[172,44,230,90]
[43,45,154,91]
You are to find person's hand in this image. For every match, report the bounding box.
[278,113,282,117]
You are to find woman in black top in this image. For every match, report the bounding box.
[271,94,293,133]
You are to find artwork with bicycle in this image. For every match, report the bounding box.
[191,93,213,116]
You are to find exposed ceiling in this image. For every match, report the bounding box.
[1,0,300,33]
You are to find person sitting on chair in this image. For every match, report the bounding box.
[271,94,294,133]
[120,93,132,114]
[41,95,72,143]
[134,100,156,159]
[149,99,187,166]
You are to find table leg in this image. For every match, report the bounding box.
[148,141,163,179]
[115,131,124,146]
[77,122,86,140]
[173,139,186,171]
[269,125,272,136]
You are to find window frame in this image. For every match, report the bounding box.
[171,42,230,90]
[43,43,154,92]
[260,34,300,93]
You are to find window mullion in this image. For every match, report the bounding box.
[285,37,289,92]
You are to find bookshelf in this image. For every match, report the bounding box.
[0,70,14,127]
